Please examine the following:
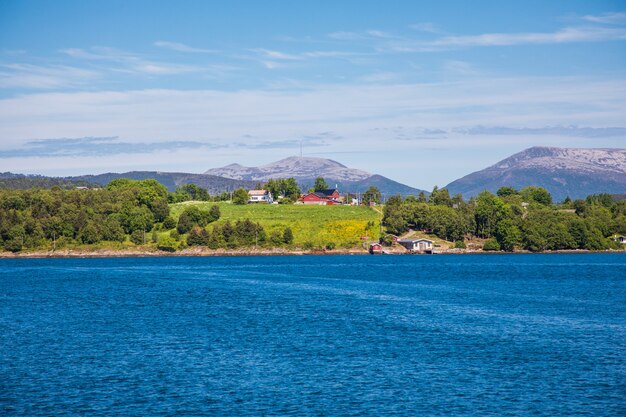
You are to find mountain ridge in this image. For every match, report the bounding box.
[446,146,626,200]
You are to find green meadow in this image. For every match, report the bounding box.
[170,202,381,249]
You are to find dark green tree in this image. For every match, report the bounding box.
[187,226,210,246]
[283,227,294,244]
[313,177,329,192]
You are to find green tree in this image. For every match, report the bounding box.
[362,186,381,205]
[177,205,217,234]
[232,188,249,205]
[474,191,510,238]
[208,205,221,223]
[313,177,329,192]
[521,186,552,206]
[496,186,519,198]
[79,222,101,244]
[430,186,453,207]
[187,226,210,246]
[494,219,521,251]
[101,217,125,242]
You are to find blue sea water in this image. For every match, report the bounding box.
[0,254,624,416]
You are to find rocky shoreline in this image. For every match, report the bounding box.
[0,247,623,259]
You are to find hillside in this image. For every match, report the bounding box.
[169,201,380,249]
[65,171,257,193]
[0,172,97,189]
[446,147,626,200]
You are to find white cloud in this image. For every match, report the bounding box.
[388,26,626,51]
[153,41,216,53]
[582,12,626,25]
[251,48,303,61]
[409,22,443,34]
[0,63,99,89]
[60,46,205,75]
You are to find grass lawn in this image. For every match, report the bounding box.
[170,202,381,249]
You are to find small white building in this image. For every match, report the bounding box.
[614,235,626,244]
[397,238,434,252]
[248,190,273,204]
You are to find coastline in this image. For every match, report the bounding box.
[0,247,623,259]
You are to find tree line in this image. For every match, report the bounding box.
[382,186,626,251]
[0,179,295,252]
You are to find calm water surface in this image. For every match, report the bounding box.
[1,254,625,416]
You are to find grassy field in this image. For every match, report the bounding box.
[170,202,381,249]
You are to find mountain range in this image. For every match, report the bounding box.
[445,147,626,201]
[2,147,624,200]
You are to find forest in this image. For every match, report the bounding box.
[382,186,626,251]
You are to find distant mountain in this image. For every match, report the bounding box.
[66,171,257,193]
[205,156,371,182]
[205,156,426,196]
[446,147,626,201]
[0,172,96,190]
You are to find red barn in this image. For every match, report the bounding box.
[299,189,341,205]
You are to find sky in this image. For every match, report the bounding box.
[0,0,625,190]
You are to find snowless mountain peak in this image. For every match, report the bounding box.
[446,146,626,200]
[492,147,626,174]
[204,155,371,182]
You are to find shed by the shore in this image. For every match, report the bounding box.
[397,238,433,253]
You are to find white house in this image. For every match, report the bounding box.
[397,238,434,252]
[248,190,273,204]
[614,235,626,244]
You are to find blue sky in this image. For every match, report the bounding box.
[1,0,625,190]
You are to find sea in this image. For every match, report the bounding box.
[1,254,624,416]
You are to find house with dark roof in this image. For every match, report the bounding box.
[299,189,342,205]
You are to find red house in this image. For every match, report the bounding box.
[299,189,341,205]
[369,243,382,254]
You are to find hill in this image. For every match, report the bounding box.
[0,172,97,189]
[65,171,257,193]
[446,147,626,201]
[206,156,426,196]
[205,156,371,182]
[169,201,380,249]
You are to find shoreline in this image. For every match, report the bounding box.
[0,247,623,259]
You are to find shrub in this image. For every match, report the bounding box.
[162,216,176,230]
[454,240,466,249]
[283,227,294,244]
[270,231,283,246]
[157,236,177,252]
[483,238,501,251]
[130,230,145,245]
